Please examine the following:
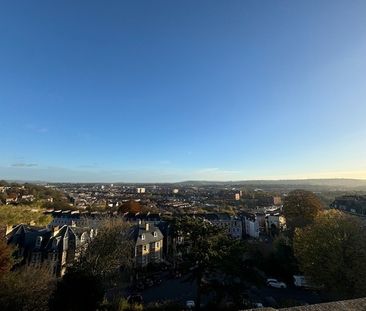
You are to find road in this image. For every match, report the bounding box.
[248,285,323,307]
[107,273,324,309]
[143,276,197,304]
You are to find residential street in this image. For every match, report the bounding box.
[248,286,323,307]
[143,276,197,304]
[122,272,324,308]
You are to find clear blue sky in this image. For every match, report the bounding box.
[1,1,366,182]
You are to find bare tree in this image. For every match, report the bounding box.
[0,266,56,311]
[78,218,135,282]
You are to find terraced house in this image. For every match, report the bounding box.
[5,224,95,276]
[130,222,164,268]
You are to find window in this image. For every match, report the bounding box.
[153,231,157,237]
[35,236,42,248]
[143,245,148,251]
[52,238,58,248]
[141,234,145,240]
[156,242,160,248]
[81,232,88,244]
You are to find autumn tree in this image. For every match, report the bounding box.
[294,210,366,298]
[0,238,13,276]
[283,190,324,235]
[118,200,141,214]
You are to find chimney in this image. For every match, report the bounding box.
[145,223,149,231]
[52,226,60,235]
[5,225,13,235]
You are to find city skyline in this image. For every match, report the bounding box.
[1,1,366,182]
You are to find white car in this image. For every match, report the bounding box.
[266,278,278,285]
[186,300,195,309]
[267,279,287,289]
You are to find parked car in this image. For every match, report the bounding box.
[266,278,277,284]
[266,278,287,288]
[293,275,309,287]
[293,275,323,290]
[252,302,264,308]
[186,300,195,309]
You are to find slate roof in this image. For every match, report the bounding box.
[6,224,51,251]
[45,225,77,251]
[129,223,163,246]
[188,212,237,221]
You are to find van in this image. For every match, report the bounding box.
[293,275,323,289]
[293,275,308,287]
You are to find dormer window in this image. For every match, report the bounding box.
[141,234,145,240]
[81,232,88,245]
[35,236,42,248]
[153,231,157,237]
[52,236,61,248]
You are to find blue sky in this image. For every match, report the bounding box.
[1,0,366,182]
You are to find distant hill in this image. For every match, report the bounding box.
[176,179,366,191]
[3,178,366,191]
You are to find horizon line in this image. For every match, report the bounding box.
[2,177,366,184]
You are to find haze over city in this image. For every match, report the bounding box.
[1,0,366,182]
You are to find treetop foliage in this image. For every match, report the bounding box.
[294,209,366,298]
[283,190,324,233]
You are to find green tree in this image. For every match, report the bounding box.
[207,238,262,308]
[176,217,227,309]
[265,235,299,283]
[0,192,6,204]
[294,210,366,298]
[49,266,104,311]
[283,190,324,235]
